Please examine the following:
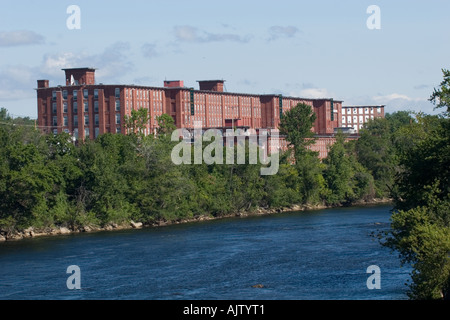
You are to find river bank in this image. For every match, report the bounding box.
[0,198,393,242]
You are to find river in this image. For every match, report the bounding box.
[0,204,411,300]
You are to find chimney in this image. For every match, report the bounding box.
[197,80,225,92]
[62,67,96,85]
[37,80,49,88]
[164,80,184,88]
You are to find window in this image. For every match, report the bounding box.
[73,102,78,114]
[64,116,68,126]
[115,100,120,111]
[116,113,121,124]
[74,128,78,139]
[53,129,58,135]
[74,115,78,126]
[84,115,89,125]
[94,101,99,113]
[63,102,68,113]
[95,114,99,126]
[83,89,88,99]
[73,90,78,101]
[52,116,57,126]
[52,103,57,114]
[63,90,68,100]
[115,88,120,98]
[84,102,88,113]
[353,108,357,114]
[116,127,121,134]
[95,127,100,138]
[85,128,90,138]
[377,107,382,113]
[52,91,57,101]
[342,116,346,124]
[94,89,99,100]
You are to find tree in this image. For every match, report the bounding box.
[323,132,355,205]
[278,103,326,204]
[278,103,317,162]
[383,71,450,300]
[429,68,450,115]
[156,114,176,137]
[124,108,151,137]
[0,107,11,121]
[355,118,397,197]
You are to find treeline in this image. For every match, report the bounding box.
[0,106,404,239]
[382,70,450,300]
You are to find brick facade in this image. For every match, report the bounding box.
[36,68,383,158]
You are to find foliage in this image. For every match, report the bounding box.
[279,103,316,162]
[0,106,413,239]
[124,108,151,137]
[382,69,450,300]
[429,68,450,115]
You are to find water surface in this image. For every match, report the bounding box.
[0,205,410,300]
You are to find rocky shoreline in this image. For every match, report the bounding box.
[0,198,393,242]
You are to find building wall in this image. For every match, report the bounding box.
[341,106,385,133]
[37,68,383,159]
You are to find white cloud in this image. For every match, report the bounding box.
[141,42,159,59]
[268,26,300,41]
[39,42,134,83]
[0,65,36,101]
[373,93,422,103]
[372,93,438,114]
[0,30,45,47]
[344,93,438,115]
[174,25,251,43]
[295,88,332,99]
[0,42,135,104]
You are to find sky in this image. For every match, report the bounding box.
[1,0,449,118]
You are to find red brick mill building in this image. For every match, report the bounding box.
[36,68,384,158]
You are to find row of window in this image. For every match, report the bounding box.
[53,113,122,127]
[51,100,121,114]
[54,127,122,138]
[342,124,365,131]
[342,115,375,124]
[126,88,163,100]
[188,92,261,106]
[342,107,382,115]
[58,88,165,102]
[52,88,121,102]
[183,103,262,118]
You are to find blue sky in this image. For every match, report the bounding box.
[1,0,449,118]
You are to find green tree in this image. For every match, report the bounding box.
[124,108,151,137]
[323,132,355,205]
[156,114,176,137]
[355,118,397,197]
[383,71,450,299]
[278,103,325,204]
[279,103,317,162]
[429,68,450,115]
